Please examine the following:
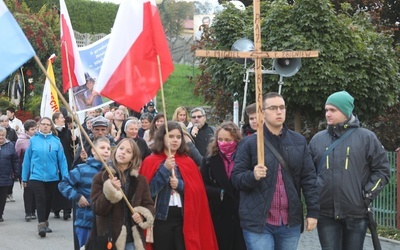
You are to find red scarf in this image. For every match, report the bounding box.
[140,153,219,250]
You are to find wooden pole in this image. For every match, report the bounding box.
[33,55,136,214]
[397,149,400,229]
[62,41,83,154]
[157,55,174,177]
[253,0,264,165]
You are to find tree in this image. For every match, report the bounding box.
[158,0,194,38]
[2,0,60,113]
[194,0,400,133]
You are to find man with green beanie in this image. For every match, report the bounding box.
[308,90,390,250]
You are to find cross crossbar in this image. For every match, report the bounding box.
[195,50,319,59]
[195,0,319,166]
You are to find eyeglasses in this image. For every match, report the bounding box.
[40,123,51,126]
[191,115,203,119]
[263,105,286,111]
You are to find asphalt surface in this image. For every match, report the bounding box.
[1,184,400,249]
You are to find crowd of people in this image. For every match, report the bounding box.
[0,91,391,250]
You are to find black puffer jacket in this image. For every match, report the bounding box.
[0,140,20,186]
[231,124,319,233]
[309,115,390,219]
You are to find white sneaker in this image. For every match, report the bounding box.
[7,195,15,202]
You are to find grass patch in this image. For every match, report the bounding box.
[156,64,204,119]
[377,226,400,241]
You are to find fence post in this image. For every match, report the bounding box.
[397,149,400,229]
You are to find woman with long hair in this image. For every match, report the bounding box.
[89,138,155,250]
[140,121,218,250]
[201,121,246,250]
[143,113,165,148]
[172,106,192,128]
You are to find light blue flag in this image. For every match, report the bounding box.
[0,1,35,82]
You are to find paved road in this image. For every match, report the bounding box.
[0,184,74,250]
[2,184,400,249]
[298,223,400,250]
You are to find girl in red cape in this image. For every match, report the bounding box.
[140,121,218,250]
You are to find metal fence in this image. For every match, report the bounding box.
[373,151,397,228]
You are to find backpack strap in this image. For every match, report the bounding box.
[317,128,356,174]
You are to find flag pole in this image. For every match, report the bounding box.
[157,55,175,177]
[62,41,82,153]
[33,55,136,214]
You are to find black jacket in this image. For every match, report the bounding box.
[190,123,214,156]
[201,154,246,250]
[231,124,319,233]
[309,115,390,219]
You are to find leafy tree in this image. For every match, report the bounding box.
[158,0,194,38]
[24,0,118,34]
[2,0,60,110]
[194,0,400,134]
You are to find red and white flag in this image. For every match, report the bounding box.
[95,0,174,112]
[60,0,85,93]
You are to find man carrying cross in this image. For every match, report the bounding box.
[231,92,319,250]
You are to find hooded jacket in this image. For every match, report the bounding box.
[15,133,31,164]
[58,157,102,228]
[308,115,390,219]
[21,132,68,183]
[89,164,155,250]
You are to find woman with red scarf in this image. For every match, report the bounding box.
[201,121,246,250]
[140,121,218,250]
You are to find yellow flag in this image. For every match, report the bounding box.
[40,54,60,118]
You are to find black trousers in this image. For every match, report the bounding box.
[154,206,185,250]
[28,180,58,223]
[0,186,11,217]
[23,186,36,215]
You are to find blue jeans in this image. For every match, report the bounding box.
[317,214,368,250]
[75,226,91,248]
[243,223,301,250]
[125,242,135,250]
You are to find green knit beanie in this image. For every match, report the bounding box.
[325,91,354,118]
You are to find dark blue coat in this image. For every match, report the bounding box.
[0,140,20,187]
[231,124,319,233]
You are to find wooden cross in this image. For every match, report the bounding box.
[195,0,318,165]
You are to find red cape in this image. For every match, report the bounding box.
[140,153,219,250]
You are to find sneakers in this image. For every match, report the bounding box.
[54,211,60,218]
[63,212,71,221]
[0,217,4,222]
[31,213,37,220]
[25,214,31,222]
[6,194,15,202]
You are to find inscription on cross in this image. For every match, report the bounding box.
[195,0,319,165]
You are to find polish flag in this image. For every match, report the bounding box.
[95,0,174,112]
[60,0,85,93]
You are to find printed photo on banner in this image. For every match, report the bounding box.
[71,34,113,113]
[194,14,215,40]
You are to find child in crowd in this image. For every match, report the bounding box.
[58,136,111,247]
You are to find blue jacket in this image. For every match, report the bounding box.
[150,164,184,220]
[0,140,20,187]
[59,157,102,228]
[22,132,68,183]
[231,124,319,233]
